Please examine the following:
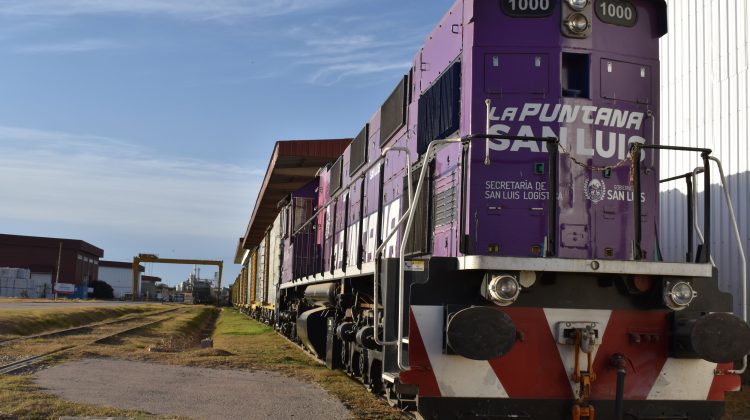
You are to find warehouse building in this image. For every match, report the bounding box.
[0,234,104,299]
[98,260,144,300]
[659,0,749,317]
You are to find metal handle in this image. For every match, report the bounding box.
[398,138,464,370]
[373,147,412,347]
[708,157,747,375]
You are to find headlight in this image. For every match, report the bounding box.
[566,13,590,34]
[664,281,698,311]
[488,274,521,306]
[566,0,588,11]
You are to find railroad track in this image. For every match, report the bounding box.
[0,306,180,347]
[0,308,181,375]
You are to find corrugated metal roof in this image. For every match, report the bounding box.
[0,234,104,257]
[241,139,351,250]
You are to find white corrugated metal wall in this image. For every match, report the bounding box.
[659,0,749,316]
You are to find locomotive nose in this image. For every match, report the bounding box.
[446,306,517,360]
[674,312,750,363]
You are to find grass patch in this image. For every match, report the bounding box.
[0,375,177,419]
[176,306,217,337]
[725,386,750,420]
[0,307,400,418]
[0,305,163,339]
[73,306,218,358]
[207,309,406,419]
[213,310,272,336]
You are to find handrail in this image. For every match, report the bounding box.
[690,167,715,265]
[709,157,747,375]
[659,167,706,263]
[645,152,746,375]
[375,134,558,351]
[659,168,704,184]
[291,146,408,238]
[397,137,464,370]
[373,147,412,347]
[631,144,712,262]
[384,133,558,370]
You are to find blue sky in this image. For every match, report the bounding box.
[0,0,453,285]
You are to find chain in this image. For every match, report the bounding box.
[556,140,633,173]
[629,145,641,187]
[558,140,643,190]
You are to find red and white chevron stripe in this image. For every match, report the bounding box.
[401,305,740,401]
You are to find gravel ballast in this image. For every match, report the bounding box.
[33,358,351,419]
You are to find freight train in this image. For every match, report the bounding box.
[231,0,750,418]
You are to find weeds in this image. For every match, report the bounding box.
[0,305,163,338]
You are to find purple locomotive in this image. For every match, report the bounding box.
[234,0,750,418]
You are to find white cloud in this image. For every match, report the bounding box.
[282,18,425,85]
[0,0,342,20]
[310,61,413,85]
[15,38,124,54]
[0,125,262,239]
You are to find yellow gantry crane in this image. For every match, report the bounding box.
[131,254,223,302]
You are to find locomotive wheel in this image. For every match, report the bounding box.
[368,361,383,394]
[359,351,369,384]
[341,342,349,370]
[351,351,361,377]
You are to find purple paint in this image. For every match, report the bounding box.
[283,0,665,281]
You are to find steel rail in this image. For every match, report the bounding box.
[0,308,181,375]
[0,307,179,347]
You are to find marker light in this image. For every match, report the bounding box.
[664,281,698,311]
[488,274,521,306]
[566,0,588,11]
[566,13,590,34]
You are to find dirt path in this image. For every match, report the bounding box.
[33,358,352,419]
[0,301,146,310]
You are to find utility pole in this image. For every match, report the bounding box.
[55,242,62,301]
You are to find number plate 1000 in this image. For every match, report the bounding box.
[596,0,638,27]
[500,0,554,18]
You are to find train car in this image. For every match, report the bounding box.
[264,213,283,321]
[236,1,750,418]
[254,230,267,317]
[231,245,252,309]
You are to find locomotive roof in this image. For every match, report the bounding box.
[240,139,351,251]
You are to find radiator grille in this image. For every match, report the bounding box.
[434,186,456,227]
[403,166,431,256]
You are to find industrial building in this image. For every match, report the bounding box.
[0,234,103,299]
[140,275,161,300]
[98,260,144,300]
